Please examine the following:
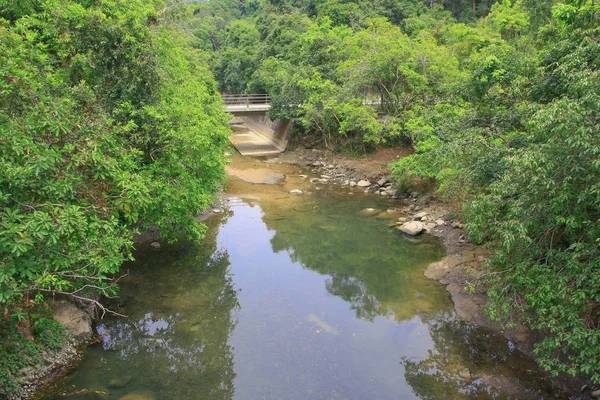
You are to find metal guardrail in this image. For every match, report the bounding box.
[221,94,271,107]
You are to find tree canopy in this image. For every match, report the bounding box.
[0,0,229,316]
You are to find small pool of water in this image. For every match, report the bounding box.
[41,162,566,400]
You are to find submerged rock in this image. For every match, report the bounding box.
[108,375,132,389]
[356,179,371,187]
[400,221,426,236]
[306,314,340,335]
[119,390,156,400]
[359,208,381,216]
[225,166,285,184]
[289,189,303,196]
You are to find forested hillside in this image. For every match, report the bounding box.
[0,1,229,394]
[190,0,599,384]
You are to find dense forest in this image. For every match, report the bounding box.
[0,0,598,395]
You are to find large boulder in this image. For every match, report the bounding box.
[400,221,426,236]
[53,300,92,342]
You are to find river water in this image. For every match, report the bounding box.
[41,157,566,400]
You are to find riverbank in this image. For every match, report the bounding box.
[262,146,591,397]
[265,147,536,348]
[21,147,589,399]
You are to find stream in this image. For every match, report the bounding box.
[40,156,567,400]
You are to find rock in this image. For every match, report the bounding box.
[53,300,92,342]
[320,175,330,179]
[397,217,409,223]
[359,208,381,216]
[356,179,371,187]
[426,223,437,231]
[452,221,464,229]
[435,219,445,226]
[108,375,133,389]
[457,368,472,381]
[299,174,308,179]
[150,241,160,250]
[400,221,426,236]
[119,390,156,400]
[327,164,334,169]
[377,177,390,186]
[349,181,357,187]
[311,161,321,167]
[413,211,428,220]
[342,180,350,186]
[580,385,589,393]
[408,204,416,211]
[591,390,600,399]
[289,189,303,196]
[310,178,320,183]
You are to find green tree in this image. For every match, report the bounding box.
[465,0,600,382]
[0,0,228,315]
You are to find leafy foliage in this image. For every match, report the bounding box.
[465,0,600,383]
[0,1,228,316]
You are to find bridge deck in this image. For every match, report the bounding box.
[225,104,271,113]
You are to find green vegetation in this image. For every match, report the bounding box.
[192,0,599,384]
[0,311,65,395]
[0,0,597,392]
[0,0,228,310]
[0,0,228,394]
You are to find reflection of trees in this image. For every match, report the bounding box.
[402,319,559,400]
[259,193,451,321]
[93,214,240,399]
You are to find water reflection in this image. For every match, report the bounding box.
[261,191,451,322]
[43,214,240,400]
[41,188,567,400]
[402,318,559,400]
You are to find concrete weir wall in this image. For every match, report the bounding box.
[230,113,292,153]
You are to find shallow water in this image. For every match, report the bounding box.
[41,159,566,400]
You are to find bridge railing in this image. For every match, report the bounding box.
[222,94,271,107]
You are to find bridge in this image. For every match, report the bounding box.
[222,94,272,113]
[222,94,291,157]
